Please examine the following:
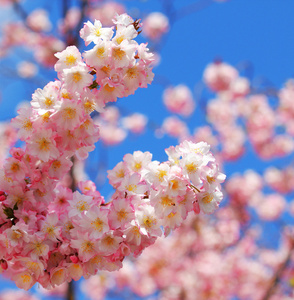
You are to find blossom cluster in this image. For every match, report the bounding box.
[0,1,127,69]
[160,61,294,162]
[0,14,224,291]
[81,213,292,300]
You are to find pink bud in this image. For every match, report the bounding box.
[9,147,25,160]
[119,242,131,257]
[70,255,79,263]
[193,201,200,214]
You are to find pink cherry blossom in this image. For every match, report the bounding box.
[143,12,169,41]
[0,14,225,292]
[163,84,195,117]
[203,61,238,92]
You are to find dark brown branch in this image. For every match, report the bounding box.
[66,281,75,300]
[67,157,77,300]
[0,222,8,228]
[71,0,88,47]
[174,0,214,21]
[12,0,39,33]
[12,0,28,20]
[62,0,69,20]
[261,239,294,300]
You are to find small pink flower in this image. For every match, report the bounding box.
[122,113,148,134]
[163,85,195,117]
[143,12,169,41]
[203,61,238,92]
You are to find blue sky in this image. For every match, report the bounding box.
[0,0,294,299]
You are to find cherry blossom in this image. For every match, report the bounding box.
[0,14,225,292]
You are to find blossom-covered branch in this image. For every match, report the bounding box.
[0,14,225,291]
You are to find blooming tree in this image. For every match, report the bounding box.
[0,1,294,300]
[0,1,226,299]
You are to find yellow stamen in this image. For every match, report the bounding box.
[143,216,156,228]
[202,193,213,204]
[44,226,55,237]
[21,274,31,283]
[126,67,138,79]
[52,160,61,170]
[170,179,179,190]
[38,138,50,151]
[41,112,51,123]
[44,97,53,107]
[134,162,142,171]
[91,218,104,231]
[168,212,176,219]
[104,84,115,93]
[104,236,114,246]
[207,176,215,184]
[82,241,94,253]
[160,195,174,206]
[95,28,101,37]
[62,92,71,99]
[131,226,140,237]
[65,55,77,66]
[117,209,127,221]
[33,242,46,255]
[116,169,125,178]
[186,162,198,173]
[157,169,167,181]
[63,107,76,120]
[65,221,74,232]
[96,47,105,57]
[101,65,110,75]
[116,35,124,44]
[35,189,46,197]
[10,162,20,172]
[76,200,89,212]
[11,229,22,240]
[73,72,82,83]
[84,100,95,113]
[126,184,136,192]
[113,48,125,60]
[23,120,32,131]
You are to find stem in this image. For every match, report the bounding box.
[174,0,214,21]
[69,156,77,192]
[71,0,88,47]
[261,239,294,300]
[12,0,28,20]
[190,184,201,193]
[0,222,7,228]
[66,157,77,300]
[12,0,38,33]
[62,0,70,43]
[66,281,75,300]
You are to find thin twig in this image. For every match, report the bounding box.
[67,156,76,300]
[71,0,88,47]
[261,239,294,300]
[174,0,214,21]
[12,0,39,33]
[12,0,28,20]
[66,281,75,300]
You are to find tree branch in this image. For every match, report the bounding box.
[261,238,294,300]
[174,0,214,21]
[66,281,75,300]
[71,0,88,47]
